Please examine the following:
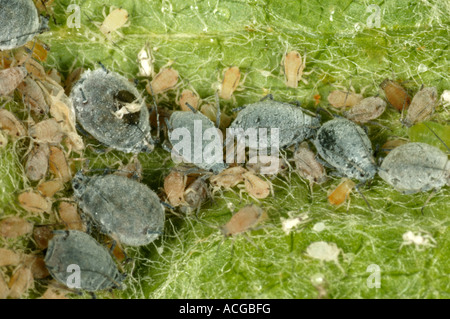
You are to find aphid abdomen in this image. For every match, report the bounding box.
[314,118,377,182]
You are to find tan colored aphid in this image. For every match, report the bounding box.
[47,69,62,84]
[0,109,27,138]
[164,170,186,207]
[114,156,143,181]
[137,43,154,77]
[0,131,8,148]
[8,266,33,299]
[380,79,411,111]
[58,201,85,231]
[283,51,306,88]
[183,177,210,211]
[178,89,200,111]
[17,77,49,116]
[37,179,64,197]
[14,51,47,80]
[294,142,326,187]
[40,286,68,299]
[29,119,63,144]
[246,155,287,175]
[381,139,408,154]
[25,143,49,182]
[0,273,9,299]
[243,172,271,199]
[97,7,129,36]
[146,68,179,95]
[48,146,71,182]
[328,178,355,206]
[403,87,438,127]
[344,96,387,123]
[18,191,52,214]
[327,90,363,108]
[22,255,49,279]
[64,67,84,95]
[210,166,247,189]
[48,90,84,152]
[33,226,53,249]
[221,205,267,237]
[219,66,241,100]
[22,40,50,62]
[0,217,33,239]
[200,103,232,130]
[0,248,21,267]
[0,66,27,96]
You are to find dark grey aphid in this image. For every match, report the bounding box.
[70,68,153,153]
[168,110,226,174]
[44,230,125,292]
[229,99,320,148]
[0,0,48,50]
[378,142,449,194]
[314,118,377,182]
[72,172,165,246]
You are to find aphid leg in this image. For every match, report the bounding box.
[315,106,334,119]
[242,232,263,253]
[160,201,175,211]
[185,102,197,113]
[147,84,160,143]
[421,189,437,215]
[355,183,373,212]
[215,91,221,129]
[164,117,173,131]
[366,121,393,131]
[260,94,274,101]
[231,106,246,112]
[79,88,88,104]
[98,61,109,73]
[315,157,335,170]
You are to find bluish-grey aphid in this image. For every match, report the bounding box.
[70,68,153,153]
[314,118,377,182]
[44,230,125,292]
[378,142,449,194]
[0,0,48,50]
[167,110,226,174]
[229,98,320,148]
[72,171,165,246]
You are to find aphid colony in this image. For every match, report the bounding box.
[0,1,448,298]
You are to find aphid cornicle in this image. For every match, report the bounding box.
[230,98,320,149]
[72,172,165,246]
[168,110,226,174]
[0,0,48,50]
[71,68,153,153]
[378,142,449,194]
[314,118,377,182]
[44,230,125,292]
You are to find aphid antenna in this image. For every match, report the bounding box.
[147,83,161,142]
[315,106,334,119]
[38,1,57,24]
[160,201,175,211]
[215,91,221,129]
[366,120,393,131]
[163,117,173,131]
[422,122,450,153]
[97,61,109,73]
[355,183,373,212]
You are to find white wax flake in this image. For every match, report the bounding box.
[281,214,309,235]
[440,90,450,104]
[310,273,325,285]
[312,222,325,232]
[400,231,436,250]
[306,241,340,262]
[330,10,334,21]
[417,63,428,73]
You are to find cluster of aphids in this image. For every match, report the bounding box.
[0,0,449,298]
